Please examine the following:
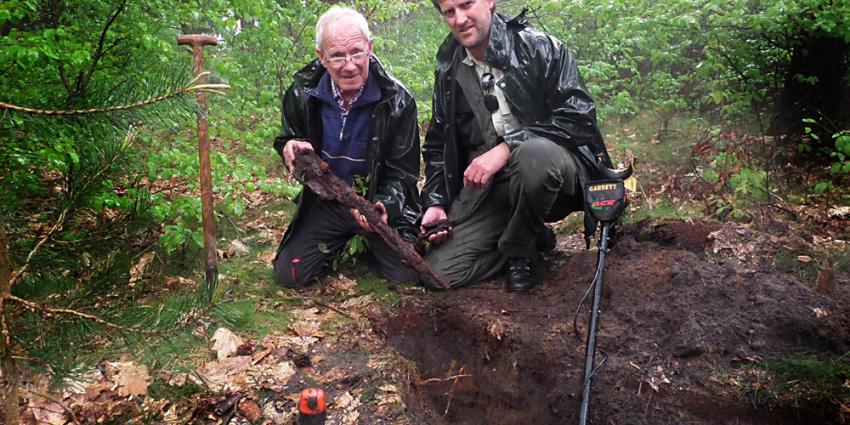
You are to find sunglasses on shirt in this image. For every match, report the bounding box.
[480,72,500,112]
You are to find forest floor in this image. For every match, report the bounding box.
[13,138,850,425]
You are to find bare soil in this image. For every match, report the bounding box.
[381,219,850,424]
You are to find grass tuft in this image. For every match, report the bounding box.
[755,354,850,420]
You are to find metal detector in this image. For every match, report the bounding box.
[574,164,632,425]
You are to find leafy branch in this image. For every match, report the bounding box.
[1,72,229,116]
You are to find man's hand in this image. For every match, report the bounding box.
[283,139,314,174]
[463,142,509,189]
[352,202,387,232]
[420,205,450,244]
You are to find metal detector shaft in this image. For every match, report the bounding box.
[578,222,611,425]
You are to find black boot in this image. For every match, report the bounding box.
[507,257,539,293]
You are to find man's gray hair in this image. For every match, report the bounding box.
[315,6,372,51]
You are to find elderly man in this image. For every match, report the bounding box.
[420,0,613,292]
[272,6,420,288]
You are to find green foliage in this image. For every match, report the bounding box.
[829,130,850,176]
[758,354,850,418]
[320,235,371,272]
[710,166,770,220]
[211,299,258,331]
[3,0,849,415]
[374,5,444,121]
[797,118,850,199]
[353,174,372,197]
[626,199,702,223]
[729,167,768,203]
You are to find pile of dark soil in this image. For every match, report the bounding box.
[383,219,850,424]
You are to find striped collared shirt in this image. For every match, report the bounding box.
[331,80,365,117]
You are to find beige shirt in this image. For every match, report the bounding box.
[463,49,519,136]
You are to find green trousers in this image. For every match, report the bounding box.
[425,137,582,288]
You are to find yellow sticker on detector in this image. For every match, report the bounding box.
[624,175,638,193]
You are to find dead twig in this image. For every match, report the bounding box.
[8,208,70,287]
[0,73,229,115]
[5,295,153,334]
[418,373,472,385]
[308,298,355,321]
[443,366,465,417]
[636,354,656,397]
[643,388,653,418]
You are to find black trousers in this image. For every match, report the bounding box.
[425,137,581,288]
[272,199,418,288]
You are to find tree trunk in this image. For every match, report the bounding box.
[770,36,850,138]
[0,227,20,425]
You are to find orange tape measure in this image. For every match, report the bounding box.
[298,388,327,424]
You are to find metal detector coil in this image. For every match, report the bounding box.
[584,179,628,223]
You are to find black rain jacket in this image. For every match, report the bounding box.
[274,56,421,243]
[421,11,612,209]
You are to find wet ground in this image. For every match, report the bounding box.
[381,219,850,424]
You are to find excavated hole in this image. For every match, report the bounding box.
[386,302,572,425]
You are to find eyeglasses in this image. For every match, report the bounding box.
[325,52,369,68]
[480,72,499,112]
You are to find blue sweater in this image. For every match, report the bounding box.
[311,72,381,185]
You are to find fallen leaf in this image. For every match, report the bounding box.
[257,250,276,264]
[239,399,263,422]
[828,206,850,218]
[165,276,194,289]
[106,361,150,397]
[26,398,68,425]
[196,356,253,392]
[248,361,296,387]
[324,274,358,296]
[333,391,358,410]
[290,320,323,338]
[488,319,506,341]
[809,306,829,318]
[320,367,349,384]
[376,384,403,408]
[291,308,322,321]
[376,391,403,407]
[211,327,245,361]
[341,410,361,425]
[645,365,671,393]
[330,391,361,425]
[260,335,319,354]
[251,348,272,365]
[340,294,373,310]
[226,239,251,258]
[82,382,111,401]
[263,400,297,425]
[128,252,155,286]
[367,352,398,375]
[797,255,813,263]
[168,373,188,387]
[289,308,324,338]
